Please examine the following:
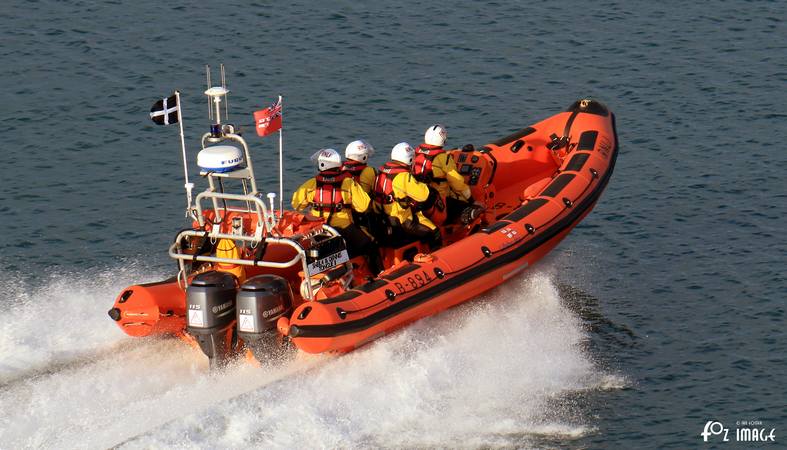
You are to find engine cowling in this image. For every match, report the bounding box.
[236,274,293,361]
[186,271,239,368]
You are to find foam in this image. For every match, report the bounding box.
[0,264,165,385]
[126,271,612,448]
[0,267,621,449]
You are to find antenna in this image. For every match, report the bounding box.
[206,65,213,121]
[204,65,230,129]
[220,64,229,122]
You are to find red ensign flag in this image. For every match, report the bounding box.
[253,97,282,137]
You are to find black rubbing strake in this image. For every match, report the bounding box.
[504,198,549,222]
[483,220,512,234]
[357,279,388,293]
[564,153,590,172]
[382,264,420,281]
[541,174,576,198]
[490,127,536,147]
[320,290,363,304]
[577,131,599,151]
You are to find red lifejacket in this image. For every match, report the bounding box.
[412,143,448,183]
[373,162,410,206]
[311,169,351,218]
[341,159,368,182]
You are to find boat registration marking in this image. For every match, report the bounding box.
[392,270,434,295]
[307,250,350,276]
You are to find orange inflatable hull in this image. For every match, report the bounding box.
[109,99,618,358]
[286,101,618,353]
[108,278,187,338]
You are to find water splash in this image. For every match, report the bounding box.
[0,267,623,449]
[0,263,166,385]
[126,271,617,448]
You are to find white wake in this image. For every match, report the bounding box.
[126,271,614,448]
[0,264,159,385]
[0,266,620,449]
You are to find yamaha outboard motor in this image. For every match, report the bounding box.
[186,270,239,368]
[236,275,293,361]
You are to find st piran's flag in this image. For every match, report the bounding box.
[150,94,179,125]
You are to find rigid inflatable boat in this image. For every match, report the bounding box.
[108,75,618,367]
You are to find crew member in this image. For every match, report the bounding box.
[342,140,377,233]
[412,124,480,224]
[292,148,382,274]
[341,139,376,193]
[372,142,441,250]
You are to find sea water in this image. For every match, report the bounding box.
[0,0,784,448]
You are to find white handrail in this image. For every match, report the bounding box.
[194,191,272,235]
[169,230,302,266]
[169,229,316,299]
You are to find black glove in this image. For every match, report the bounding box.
[460,204,485,225]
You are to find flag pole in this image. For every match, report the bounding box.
[278,95,284,218]
[174,91,194,215]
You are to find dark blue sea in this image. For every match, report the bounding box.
[1,0,785,448]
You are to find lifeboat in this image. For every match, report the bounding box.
[286,99,618,353]
[108,75,617,368]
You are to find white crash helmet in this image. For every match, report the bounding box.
[310,148,342,171]
[345,139,374,163]
[391,142,415,165]
[424,124,447,147]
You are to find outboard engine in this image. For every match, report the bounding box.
[186,270,239,368]
[236,275,293,361]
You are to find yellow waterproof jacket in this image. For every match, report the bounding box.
[413,144,472,201]
[374,163,437,231]
[341,160,376,194]
[291,171,370,229]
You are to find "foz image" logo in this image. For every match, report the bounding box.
[701,420,776,443]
